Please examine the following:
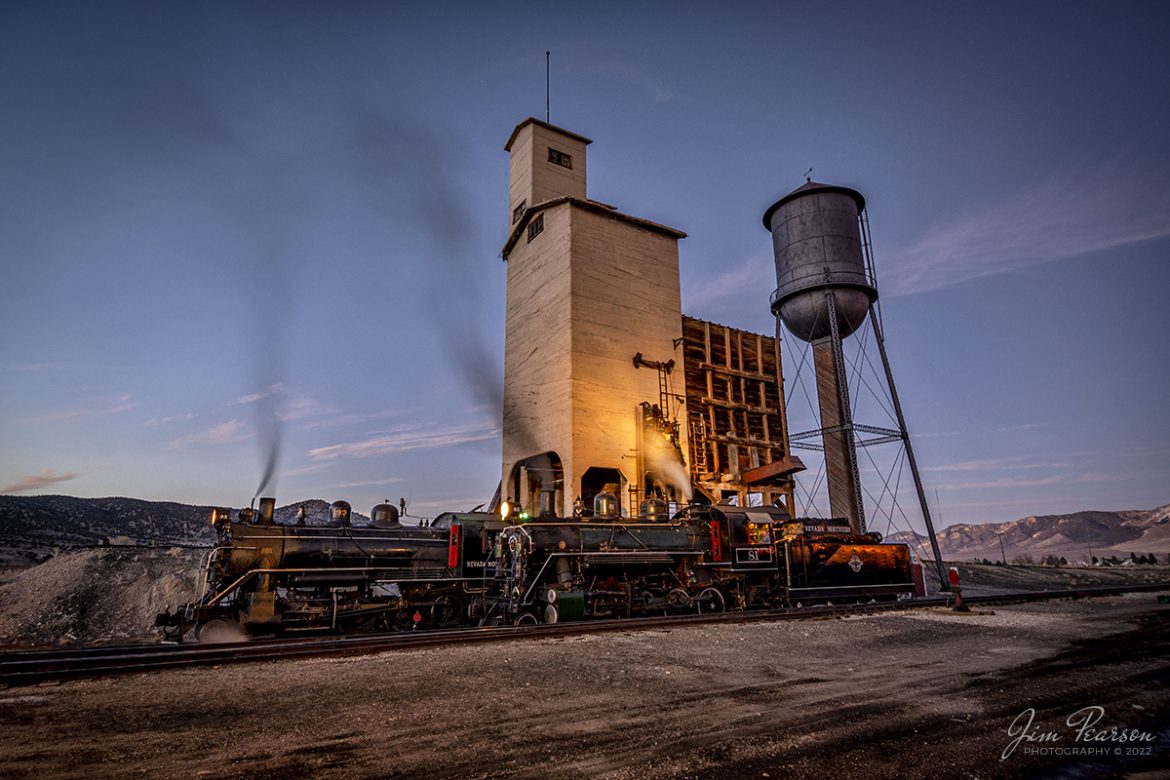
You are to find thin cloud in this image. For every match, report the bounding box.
[884,148,1170,296]
[27,393,140,423]
[146,412,197,427]
[280,463,331,478]
[586,58,682,104]
[924,456,1072,473]
[682,251,773,312]
[299,408,403,431]
[231,383,287,405]
[1,362,68,372]
[277,395,329,422]
[167,419,249,450]
[231,385,329,423]
[936,474,1065,491]
[334,477,404,489]
[2,469,80,494]
[995,422,1048,433]
[307,422,501,461]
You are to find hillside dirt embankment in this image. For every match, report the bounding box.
[0,547,202,647]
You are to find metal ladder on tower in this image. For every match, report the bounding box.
[690,418,709,474]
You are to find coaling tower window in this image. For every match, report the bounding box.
[547,147,572,169]
[512,200,526,225]
[527,214,544,243]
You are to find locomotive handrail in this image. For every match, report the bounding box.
[517,553,556,606]
[612,523,653,551]
[205,570,261,607]
[195,545,240,604]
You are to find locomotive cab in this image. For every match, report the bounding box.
[695,505,787,570]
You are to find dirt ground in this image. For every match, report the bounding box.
[1,592,1168,779]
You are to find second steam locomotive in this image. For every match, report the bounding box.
[158,494,916,641]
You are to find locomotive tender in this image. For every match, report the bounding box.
[157,494,915,641]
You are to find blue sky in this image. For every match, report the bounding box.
[1,1,1167,529]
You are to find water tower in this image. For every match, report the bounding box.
[762,181,946,584]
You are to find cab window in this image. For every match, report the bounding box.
[747,522,773,545]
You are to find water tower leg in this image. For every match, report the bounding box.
[812,339,865,533]
[820,286,866,534]
[869,303,949,591]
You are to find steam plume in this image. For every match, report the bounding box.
[643,432,693,501]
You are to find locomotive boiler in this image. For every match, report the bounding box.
[157,497,503,641]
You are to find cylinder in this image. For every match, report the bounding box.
[763,182,875,343]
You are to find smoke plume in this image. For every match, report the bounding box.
[349,109,504,427]
[643,432,693,502]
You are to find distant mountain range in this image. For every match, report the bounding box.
[0,495,373,562]
[887,505,1170,563]
[1,495,1168,565]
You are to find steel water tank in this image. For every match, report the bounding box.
[762,182,875,342]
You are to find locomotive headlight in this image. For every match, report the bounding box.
[500,501,511,519]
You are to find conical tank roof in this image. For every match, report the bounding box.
[761,181,866,229]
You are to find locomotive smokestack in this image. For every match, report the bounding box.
[258,496,276,525]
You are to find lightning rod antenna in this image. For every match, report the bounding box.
[546,51,551,122]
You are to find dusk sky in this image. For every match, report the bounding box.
[2,1,1167,532]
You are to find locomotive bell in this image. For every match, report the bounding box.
[639,498,668,522]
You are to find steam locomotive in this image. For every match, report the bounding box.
[156,494,916,642]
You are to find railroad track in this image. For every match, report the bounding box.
[2,583,1167,687]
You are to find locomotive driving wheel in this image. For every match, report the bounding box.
[430,594,464,628]
[694,587,725,614]
[194,618,239,644]
[665,588,692,612]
